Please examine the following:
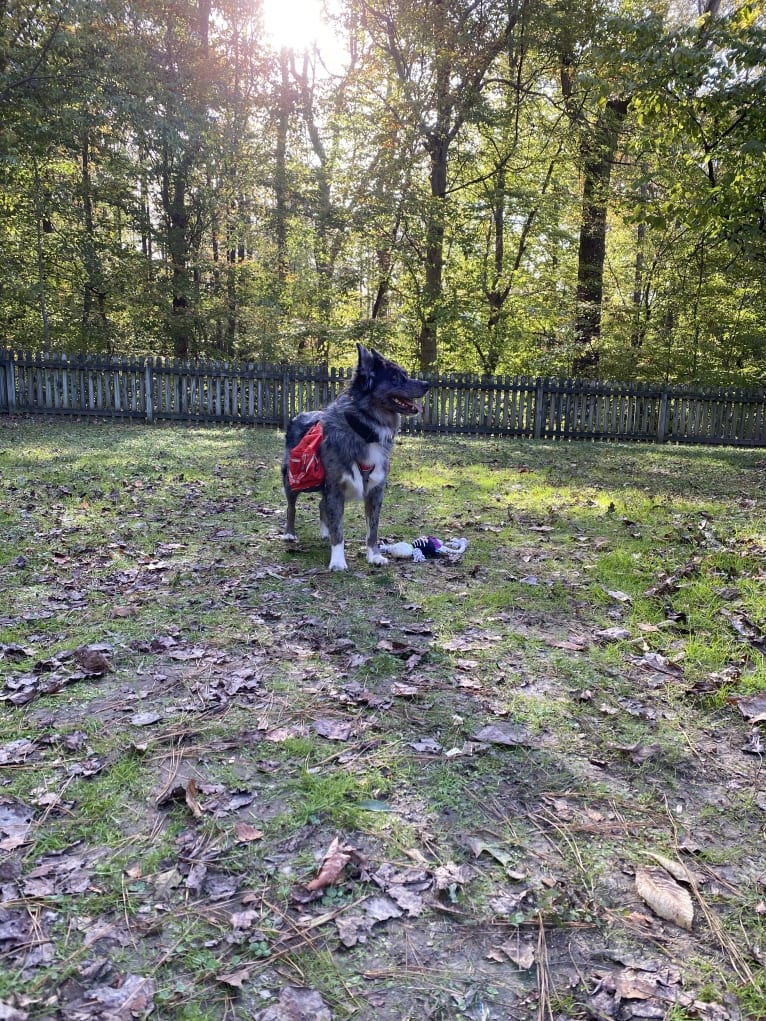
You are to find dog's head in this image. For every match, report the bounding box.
[353,344,429,415]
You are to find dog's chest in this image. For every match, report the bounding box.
[341,441,390,501]
[361,442,389,488]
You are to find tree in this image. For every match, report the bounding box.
[614,0,766,381]
[0,0,764,384]
[361,0,520,369]
[556,3,651,377]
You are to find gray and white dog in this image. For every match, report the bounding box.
[282,344,429,571]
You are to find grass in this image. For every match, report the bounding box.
[0,418,765,1019]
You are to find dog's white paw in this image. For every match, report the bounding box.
[367,549,388,566]
[328,544,348,572]
[282,532,298,541]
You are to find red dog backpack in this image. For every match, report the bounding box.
[287,421,325,491]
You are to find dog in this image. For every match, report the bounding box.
[282,344,429,571]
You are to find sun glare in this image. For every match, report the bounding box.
[261,0,330,53]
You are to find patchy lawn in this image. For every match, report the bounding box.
[1,417,765,1021]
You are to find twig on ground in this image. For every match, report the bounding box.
[536,912,554,1021]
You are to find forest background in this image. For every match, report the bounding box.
[1,0,765,384]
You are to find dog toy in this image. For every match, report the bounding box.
[380,536,469,563]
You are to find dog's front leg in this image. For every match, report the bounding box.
[323,487,348,571]
[364,485,387,566]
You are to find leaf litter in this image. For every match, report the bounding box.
[1,423,765,1019]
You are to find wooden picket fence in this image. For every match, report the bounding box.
[1,349,765,446]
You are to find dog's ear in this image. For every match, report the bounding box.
[356,343,375,390]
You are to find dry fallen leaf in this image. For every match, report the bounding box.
[76,974,155,1018]
[432,861,474,891]
[335,895,403,948]
[0,740,37,765]
[613,741,661,765]
[391,681,420,697]
[640,651,684,676]
[635,866,694,930]
[736,692,766,723]
[216,966,251,988]
[645,852,694,884]
[312,718,354,741]
[0,798,34,851]
[304,837,364,893]
[363,895,403,922]
[594,626,632,642]
[230,909,258,931]
[488,937,536,969]
[234,821,264,843]
[409,736,443,754]
[252,986,332,1021]
[489,889,531,918]
[73,645,112,675]
[185,779,203,819]
[472,724,534,747]
[335,913,373,948]
[0,1001,28,1021]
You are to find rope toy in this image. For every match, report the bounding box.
[380,536,469,563]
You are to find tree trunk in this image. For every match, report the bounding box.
[418,133,448,371]
[161,155,193,359]
[156,0,211,359]
[630,218,646,348]
[292,51,341,362]
[274,49,290,289]
[80,132,109,347]
[140,167,153,275]
[482,163,508,374]
[32,158,50,347]
[81,134,94,343]
[572,98,628,377]
[371,248,392,320]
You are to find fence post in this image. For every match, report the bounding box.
[61,354,69,410]
[144,360,154,423]
[533,378,545,439]
[657,387,668,444]
[1,352,15,413]
[282,369,290,430]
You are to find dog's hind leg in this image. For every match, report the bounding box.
[319,496,330,540]
[283,488,298,541]
[364,486,388,566]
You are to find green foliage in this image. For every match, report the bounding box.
[0,0,764,379]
